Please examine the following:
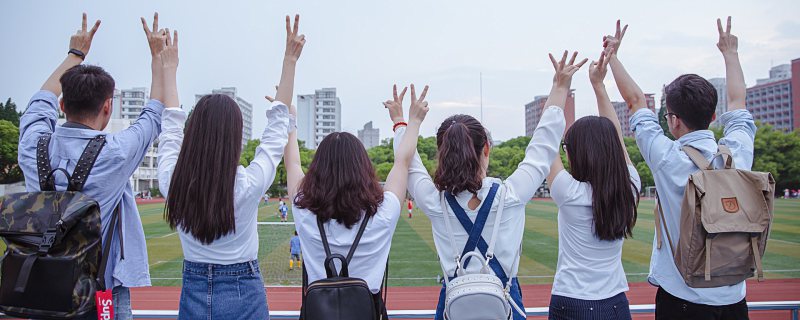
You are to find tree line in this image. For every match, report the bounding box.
[242,122,800,198]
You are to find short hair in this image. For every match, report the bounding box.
[295,132,384,229]
[59,65,115,120]
[664,74,718,130]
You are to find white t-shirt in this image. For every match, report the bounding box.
[294,192,401,293]
[549,164,641,300]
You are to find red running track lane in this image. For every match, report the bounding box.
[130,279,800,319]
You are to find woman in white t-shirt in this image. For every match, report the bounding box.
[394,52,588,320]
[545,51,640,320]
[284,84,430,318]
[158,15,305,320]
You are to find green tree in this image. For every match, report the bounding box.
[657,107,676,140]
[749,123,800,193]
[0,120,22,183]
[239,139,316,197]
[0,98,22,127]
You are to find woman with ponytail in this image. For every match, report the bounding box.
[545,50,640,320]
[392,52,586,320]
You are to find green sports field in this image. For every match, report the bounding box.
[139,198,800,287]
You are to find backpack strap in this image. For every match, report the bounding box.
[485,185,507,261]
[97,205,121,291]
[682,146,711,170]
[441,184,496,274]
[713,145,735,169]
[68,135,107,192]
[447,183,500,269]
[315,214,371,278]
[750,234,764,282]
[36,134,55,191]
[655,192,676,257]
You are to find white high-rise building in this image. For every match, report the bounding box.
[358,121,380,149]
[708,77,728,121]
[195,87,253,147]
[116,87,148,120]
[296,88,342,149]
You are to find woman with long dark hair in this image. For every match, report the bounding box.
[545,50,640,320]
[157,15,305,319]
[393,52,586,320]
[285,84,429,317]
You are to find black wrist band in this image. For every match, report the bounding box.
[68,48,85,60]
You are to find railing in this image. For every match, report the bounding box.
[3,301,785,319]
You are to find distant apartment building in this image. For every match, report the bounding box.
[613,93,656,137]
[745,59,800,132]
[358,121,380,149]
[195,87,253,147]
[297,88,342,149]
[525,90,575,137]
[115,87,148,120]
[708,77,729,121]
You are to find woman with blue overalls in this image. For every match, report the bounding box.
[391,51,585,319]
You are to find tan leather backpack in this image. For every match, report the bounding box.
[655,145,775,288]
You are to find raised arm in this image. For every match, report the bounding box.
[160,30,179,109]
[604,20,647,112]
[384,84,430,202]
[275,15,306,107]
[113,17,174,176]
[717,17,745,111]
[40,13,100,96]
[276,15,306,199]
[591,51,631,164]
[543,51,586,186]
[141,13,167,103]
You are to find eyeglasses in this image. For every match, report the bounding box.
[663,112,678,122]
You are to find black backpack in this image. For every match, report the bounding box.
[300,215,388,320]
[0,134,120,319]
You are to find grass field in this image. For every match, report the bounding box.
[138,198,800,287]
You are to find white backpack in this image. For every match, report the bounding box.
[440,184,525,320]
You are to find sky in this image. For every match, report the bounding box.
[1,0,799,142]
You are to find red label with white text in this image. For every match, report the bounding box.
[95,290,114,320]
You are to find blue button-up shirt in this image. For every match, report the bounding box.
[18,90,163,288]
[630,108,756,305]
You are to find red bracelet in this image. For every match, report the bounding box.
[393,122,408,132]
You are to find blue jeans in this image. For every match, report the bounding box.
[179,260,269,320]
[435,277,525,320]
[73,286,131,320]
[548,292,631,320]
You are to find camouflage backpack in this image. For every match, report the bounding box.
[0,134,120,319]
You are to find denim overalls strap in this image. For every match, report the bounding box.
[443,183,509,283]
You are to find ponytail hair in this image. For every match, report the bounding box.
[434,114,488,195]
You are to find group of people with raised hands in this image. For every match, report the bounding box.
[14,9,757,320]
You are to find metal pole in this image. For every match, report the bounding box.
[480,72,483,122]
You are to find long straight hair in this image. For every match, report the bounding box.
[434,114,488,195]
[563,116,639,241]
[165,94,243,244]
[295,132,384,229]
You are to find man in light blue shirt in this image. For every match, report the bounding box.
[17,13,170,319]
[604,18,754,319]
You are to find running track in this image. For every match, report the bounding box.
[129,279,800,319]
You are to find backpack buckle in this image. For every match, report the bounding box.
[38,229,57,253]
